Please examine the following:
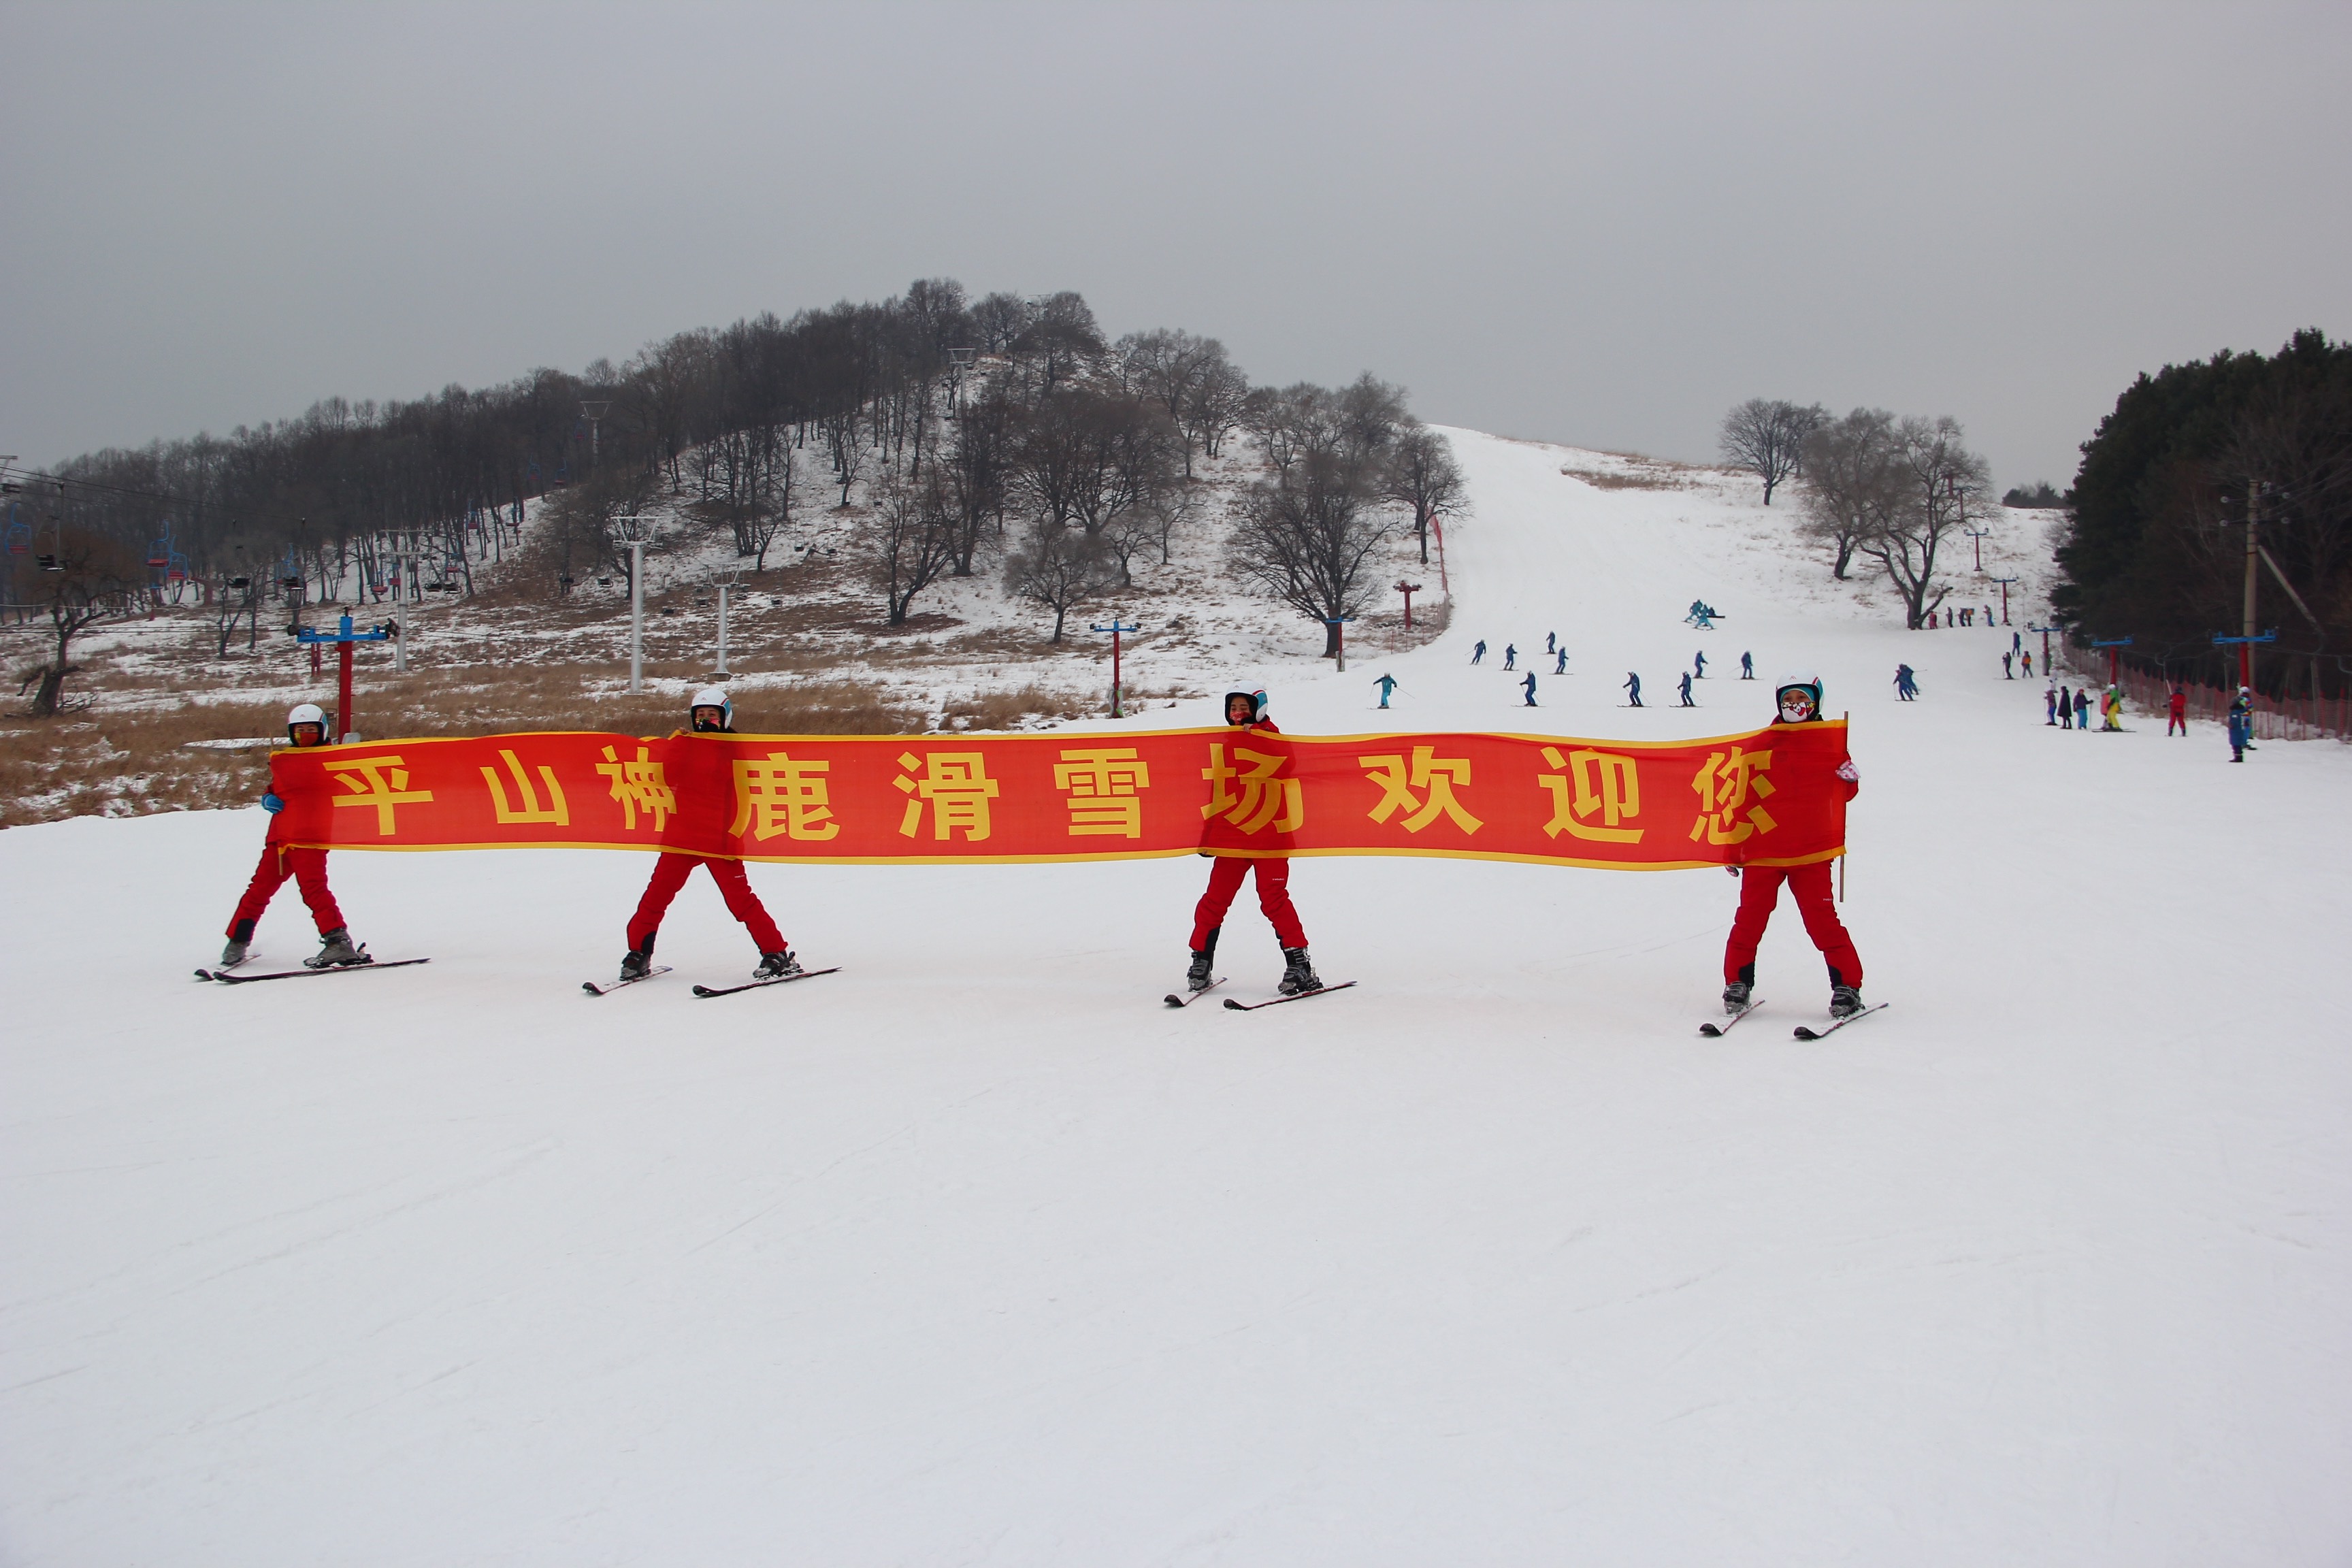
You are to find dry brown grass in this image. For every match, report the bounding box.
[937,684,1090,731]
[0,670,921,826]
[1561,465,1696,491]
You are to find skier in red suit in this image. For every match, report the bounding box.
[220,702,368,970]
[613,687,797,985]
[1719,674,1866,1019]
[1185,689,1322,997]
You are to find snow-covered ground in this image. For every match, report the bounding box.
[5,429,2348,1565]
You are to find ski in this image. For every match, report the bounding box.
[1698,999,1765,1038]
[1223,981,1358,1011]
[583,965,672,997]
[193,956,257,980]
[1164,976,1226,1008]
[1793,1002,1889,1041]
[199,957,429,985]
[692,966,840,998]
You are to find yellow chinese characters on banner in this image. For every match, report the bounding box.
[895,751,1000,840]
[1202,742,1303,834]
[1537,746,1643,844]
[267,721,1847,870]
[329,755,434,835]
[1688,745,1776,847]
[596,746,676,833]
[732,751,839,842]
[1358,745,1482,834]
[1054,747,1152,838]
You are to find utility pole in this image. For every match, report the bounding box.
[1090,617,1140,717]
[1394,579,1422,630]
[614,515,657,693]
[2240,482,2261,691]
[582,400,612,471]
[1989,575,2017,625]
[2091,635,2132,688]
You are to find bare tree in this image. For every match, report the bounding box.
[1005,519,1113,642]
[1229,450,1396,657]
[1386,424,1466,565]
[1856,415,1990,628]
[866,472,958,625]
[1720,398,1828,505]
[18,526,138,715]
[1797,408,1899,579]
[943,389,1011,576]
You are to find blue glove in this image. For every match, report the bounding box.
[262,792,284,814]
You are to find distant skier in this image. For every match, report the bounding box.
[2227,687,2253,762]
[1554,647,1569,674]
[2021,649,2033,678]
[2073,689,2090,731]
[1546,631,1556,655]
[1740,651,1754,680]
[2102,687,2123,731]
[1719,675,1867,1021]
[1678,670,1695,706]
[2044,683,2059,725]
[2002,651,2014,680]
[1624,672,1643,707]
[1503,644,1517,670]
[2167,685,2187,736]
[1693,649,1707,679]
[1186,689,1322,997]
[1471,640,1486,666]
[218,702,369,969]
[1893,664,1918,701]
[613,687,797,985]
[1521,672,1538,706]
[2012,631,2023,653]
[1373,672,1399,709]
[2058,685,2074,729]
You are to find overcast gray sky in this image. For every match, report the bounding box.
[4,1,2347,489]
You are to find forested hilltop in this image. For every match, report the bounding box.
[11,282,1456,627]
[2055,329,2351,701]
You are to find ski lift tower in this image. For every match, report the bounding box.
[293,612,391,743]
[708,564,744,677]
[613,515,659,693]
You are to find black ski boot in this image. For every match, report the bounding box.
[1187,928,1220,992]
[220,938,250,967]
[1829,983,1864,1019]
[753,949,803,981]
[1722,981,1752,1015]
[1279,946,1322,996]
[619,947,654,981]
[305,927,366,968]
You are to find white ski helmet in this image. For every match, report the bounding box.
[287,702,328,745]
[689,685,734,732]
[1774,674,1823,720]
[1222,687,1268,724]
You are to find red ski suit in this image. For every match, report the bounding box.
[1190,717,1307,951]
[628,853,785,955]
[227,844,345,940]
[1721,721,1862,987]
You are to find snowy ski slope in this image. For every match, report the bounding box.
[4,429,2349,1565]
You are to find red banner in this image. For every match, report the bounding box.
[267,722,1848,870]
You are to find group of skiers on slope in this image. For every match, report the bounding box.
[217,676,1872,1021]
[2035,672,2259,761]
